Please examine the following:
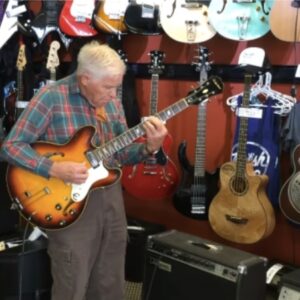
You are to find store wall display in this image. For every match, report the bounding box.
[1,0,300,269]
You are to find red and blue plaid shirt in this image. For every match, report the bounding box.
[0,73,146,178]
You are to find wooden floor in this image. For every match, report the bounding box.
[125,281,142,300]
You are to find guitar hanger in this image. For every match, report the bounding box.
[226,72,297,116]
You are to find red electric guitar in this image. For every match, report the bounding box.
[59,0,98,37]
[122,50,179,201]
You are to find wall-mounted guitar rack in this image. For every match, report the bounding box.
[127,63,299,84]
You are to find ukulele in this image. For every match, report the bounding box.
[6,76,224,230]
[173,47,219,220]
[270,0,300,42]
[122,50,179,201]
[93,0,129,36]
[159,0,216,43]
[208,0,274,41]
[59,0,98,37]
[3,44,27,133]
[124,0,162,35]
[279,144,300,225]
[208,73,275,244]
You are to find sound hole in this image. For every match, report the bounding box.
[230,176,248,195]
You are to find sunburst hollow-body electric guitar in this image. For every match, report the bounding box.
[6,76,223,230]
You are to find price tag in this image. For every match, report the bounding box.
[236,107,263,119]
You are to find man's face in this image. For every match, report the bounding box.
[80,73,123,107]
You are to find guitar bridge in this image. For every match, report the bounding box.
[225,214,248,225]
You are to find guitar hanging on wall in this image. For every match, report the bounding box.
[208,72,275,244]
[3,43,27,134]
[59,0,98,37]
[122,50,179,201]
[6,76,224,230]
[173,46,219,220]
[124,0,162,35]
[46,40,61,82]
[270,0,300,42]
[279,144,300,225]
[92,0,129,36]
[159,0,217,43]
[208,0,275,41]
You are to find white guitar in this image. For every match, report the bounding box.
[0,0,26,49]
[159,0,216,43]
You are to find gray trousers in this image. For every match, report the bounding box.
[46,182,127,300]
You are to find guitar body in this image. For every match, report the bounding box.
[279,144,300,224]
[208,161,275,244]
[6,126,120,230]
[93,0,128,35]
[159,0,216,43]
[124,3,162,35]
[208,0,274,41]
[122,134,179,201]
[173,141,219,220]
[59,0,98,37]
[270,0,300,42]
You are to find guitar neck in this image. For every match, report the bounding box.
[194,102,207,177]
[87,97,190,166]
[17,70,24,101]
[44,0,60,26]
[150,73,159,114]
[236,73,252,178]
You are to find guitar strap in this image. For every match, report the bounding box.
[231,95,281,206]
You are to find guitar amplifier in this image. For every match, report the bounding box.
[142,230,267,300]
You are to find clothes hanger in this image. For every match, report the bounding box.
[226,72,297,116]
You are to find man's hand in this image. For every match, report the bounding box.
[49,161,89,184]
[143,116,168,154]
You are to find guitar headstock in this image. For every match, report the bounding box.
[186,75,223,105]
[192,46,212,84]
[16,44,27,72]
[148,50,165,75]
[46,40,61,73]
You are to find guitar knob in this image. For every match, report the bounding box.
[45,214,53,222]
[59,220,67,227]
[69,209,77,216]
[55,204,62,210]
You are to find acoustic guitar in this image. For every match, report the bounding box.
[279,144,300,225]
[173,46,219,220]
[6,76,223,230]
[92,0,128,36]
[159,0,216,43]
[59,0,98,37]
[208,0,274,41]
[122,50,179,201]
[3,44,27,134]
[208,73,275,244]
[270,0,300,42]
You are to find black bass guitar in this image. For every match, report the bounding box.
[173,46,219,220]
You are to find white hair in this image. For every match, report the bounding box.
[76,40,126,79]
